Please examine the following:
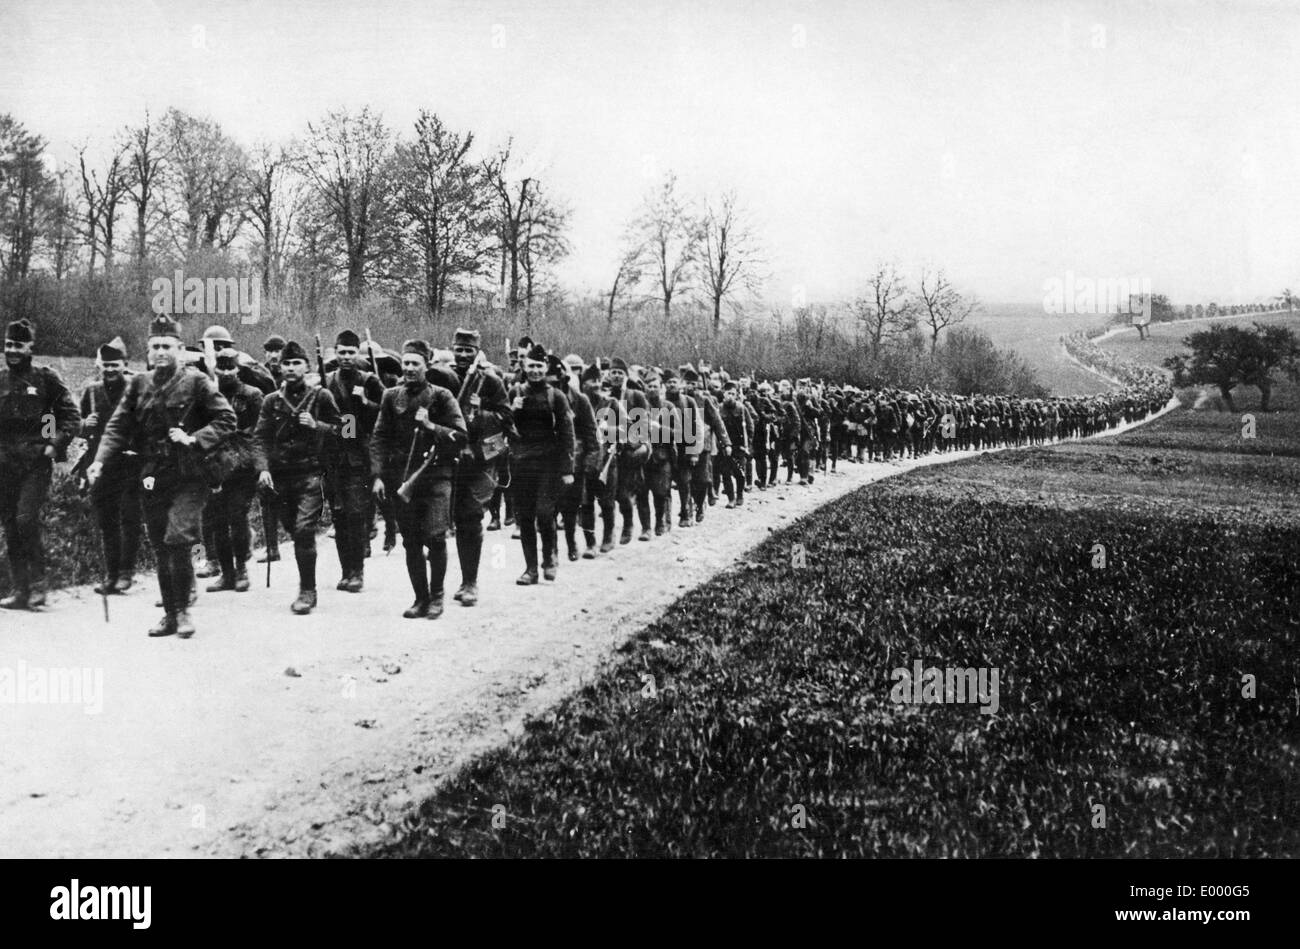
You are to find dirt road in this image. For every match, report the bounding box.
[0,407,1173,858]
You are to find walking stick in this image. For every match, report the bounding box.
[101,583,110,623]
[261,489,274,588]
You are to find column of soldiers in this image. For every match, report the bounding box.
[0,315,1171,637]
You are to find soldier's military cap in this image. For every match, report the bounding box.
[149,314,183,339]
[660,368,677,382]
[681,367,701,383]
[98,336,126,362]
[280,341,310,364]
[581,364,602,384]
[610,357,629,372]
[453,328,481,349]
[215,349,240,370]
[263,335,287,352]
[202,325,234,346]
[4,318,34,343]
[524,343,548,364]
[335,329,361,349]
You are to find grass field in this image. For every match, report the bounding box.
[355,329,1300,858]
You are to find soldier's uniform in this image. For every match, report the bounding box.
[718,384,753,507]
[370,340,467,618]
[257,335,288,565]
[552,357,598,559]
[507,345,575,583]
[0,319,81,609]
[252,341,342,614]
[323,331,386,592]
[76,338,142,594]
[202,351,262,593]
[640,371,681,535]
[581,366,620,552]
[449,329,514,605]
[682,369,729,521]
[608,358,651,543]
[93,316,236,637]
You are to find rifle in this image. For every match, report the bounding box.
[397,431,458,503]
[364,328,380,378]
[315,333,326,386]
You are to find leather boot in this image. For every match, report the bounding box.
[583,529,598,559]
[147,612,177,637]
[291,589,317,614]
[175,610,195,639]
[599,520,615,553]
[233,566,250,592]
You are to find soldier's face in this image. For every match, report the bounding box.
[665,378,680,397]
[216,366,239,386]
[149,336,181,369]
[282,358,308,383]
[453,344,477,369]
[264,350,281,368]
[401,355,426,384]
[524,358,547,384]
[4,339,33,365]
[608,368,626,388]
[101,359,125,380]
[723,389,736,403]
[336,345,359,370]
[644,377,662,399]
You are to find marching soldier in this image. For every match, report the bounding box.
[447,328,513,605]
[88,315,236,637]
[681,367,729,522]
[580,363,619,554]
[550,354,598,560]
[370,340,467,619]
[507,343,574,584]
[323,329,385,593]
[75,336,142,595]
[202,350,262,593]
[639,368,680,535]
[0,319,81,610]
[252,340,342,615]
[718,381,752,507]
[606,357,651,543]
[257,334,288,565]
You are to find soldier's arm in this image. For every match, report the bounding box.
[575,393,599,457]
[707,397,731,451]
[47,372,81,459]
[369,392,395,479]
[242,389,264,434]
[252,395,277,473]
[78,387,97,437]
[424,389,468,449]
[94,377,139,467]
[313,389,343,437]
[555,392,575,477]
[190,376,236,451]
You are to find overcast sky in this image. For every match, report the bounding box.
[3,0,1298,306]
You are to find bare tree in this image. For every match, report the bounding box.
[701,189,764,335]
[606,247,642,327]
[854,262,916,357]
[392,112,495,316]
[627,172,700,323]
[299,107,394,300]
[125,111,167,279]
[160,108,250,253]
[915,266,978,354]
[484,140,536,313]
[43,168,80,280]
[77,140,130,278]
[519,187,570,320]
[246,142,305,299]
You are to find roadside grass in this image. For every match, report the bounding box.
[359,419,1300,858]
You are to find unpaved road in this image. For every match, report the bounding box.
[0,403,1173,858]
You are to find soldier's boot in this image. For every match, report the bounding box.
[93,576,118,596]
[619,517,633,545]
[427,539,448,610]
[147,612,177,638]
[25,581,47,609]
[404,546,430,616]
[582,528,598,560]
[195,559,221,579]
[291,589,317,615]
[206,572,237,593]
[257,548,280,564]
[565,523,579,561]
[599,519,616,553]
[175,610,195,639]
[233,565,250,593]
[112,575,134,594]
[455,527,482,603]
[539,522,558,581]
